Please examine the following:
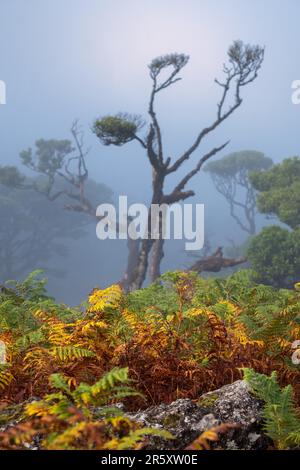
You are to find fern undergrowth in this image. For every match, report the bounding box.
[0,270,299,449]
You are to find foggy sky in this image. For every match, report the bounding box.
[1,0,299,302]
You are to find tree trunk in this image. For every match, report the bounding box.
[128,169,164,290]
[120,238,141,291]
[150,238,165,282]
[128,238,154,291]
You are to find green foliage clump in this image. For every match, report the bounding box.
[20,139,74,176]
[149,53,189,79]
[244,368,300,449]
[1,367,172,450]
[246,157,300,288]
[0,270,79,341]
[126,271,185,316]
[93,113,144,146]
[205,150,272,177]
[247,226,300,288]
[0,166,25,188]
[250,157,300,229]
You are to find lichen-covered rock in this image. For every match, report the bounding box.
[128,380,271,450]
[0,381,271,450]
[129,399,216,449]
[202,380,262,426]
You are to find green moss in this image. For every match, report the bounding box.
[162,413,181,428]
[197,393,218,408]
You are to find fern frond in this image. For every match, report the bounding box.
[91,367,129,391]
[50,346,95,362]
[0,368,13,391]
[49,373,71,394]
[104,427,174,450]
[88,285,123,313]
[243,368,300,449]
[25,400,50,417]
[74,367,140,406]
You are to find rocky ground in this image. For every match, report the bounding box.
[128,380,271,450]
[0,380,271,450]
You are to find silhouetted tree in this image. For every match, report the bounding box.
[205,150,273,235]
[0,122,113,283]
[93,41,265,289]
[0,121,112,214]
[0,183,88,281]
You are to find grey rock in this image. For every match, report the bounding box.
[0,380,271,450]
[128,380,271,450]
[203,380,262,426]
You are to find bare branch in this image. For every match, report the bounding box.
[148,53,189,165]
[167,42,264,174]
[163,142,229,205]
[162,189,195,205]
[148,53,189,91]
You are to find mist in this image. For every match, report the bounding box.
[1,0,299,303]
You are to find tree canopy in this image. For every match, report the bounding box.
[250,157,300,229]
[247,225,300,288]
[206,150,272,177]
[92,113,145,147]
[205,150,273,234]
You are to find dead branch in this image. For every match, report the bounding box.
[188,247,247,273]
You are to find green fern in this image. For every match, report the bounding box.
[243,368,300,449]
[29,367,142,419]
[24,367,170,450]
[49,373,72,395]
[74,367,143,406]
[50,346,95,362]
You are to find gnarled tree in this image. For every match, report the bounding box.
[0,122,115,280]
[0,182,89,282]
[205,150,273,235]
[93,41,265,290]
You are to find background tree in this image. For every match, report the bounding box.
[250,157,300,229]
[0,182,88,281]
[247,157,300,287]
[247,226,300,288]
[93,41,265,290]
[0,121,113,217]
[205,150,273,235]
[0,123,116,285]
[17,121,98,215]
